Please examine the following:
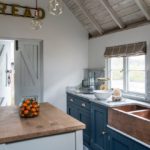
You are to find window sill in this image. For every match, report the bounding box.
[122,93,146,102]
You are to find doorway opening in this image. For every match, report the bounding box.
[0,40,15,106]
[0,39,43,106]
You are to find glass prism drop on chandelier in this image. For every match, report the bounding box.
[49,0,63,16]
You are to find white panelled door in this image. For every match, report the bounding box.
[15,40,43,105]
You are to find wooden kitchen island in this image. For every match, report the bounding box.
[0,103,85,150]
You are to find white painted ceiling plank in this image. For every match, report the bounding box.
[99,0,125,28]
[73,0,104,35]
[134,0,150,20]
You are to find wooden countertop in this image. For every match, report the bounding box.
[0,103,85,144]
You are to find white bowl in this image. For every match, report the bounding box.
[94,90,112,100]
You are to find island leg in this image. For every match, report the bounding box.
[75,130,83,150]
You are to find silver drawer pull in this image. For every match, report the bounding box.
[70,99,74,102]
[81,103,86,107]
[102,131,106,135]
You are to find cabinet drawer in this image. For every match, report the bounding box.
[67,94,78,105]
[78,98,90,110]
[67,94,90,110]
[67,96,75,103]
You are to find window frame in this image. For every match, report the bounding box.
[106,55,146,100]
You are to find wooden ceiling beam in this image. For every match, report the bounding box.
[134,0,150,21]
[73,0,104,35]
[99,0,125,29]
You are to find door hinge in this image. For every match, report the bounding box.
[15,40,19,51]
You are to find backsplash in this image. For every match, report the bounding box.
[83,68,104,90]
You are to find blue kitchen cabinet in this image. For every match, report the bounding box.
[67,102,79,119]
[107,128,134,150]
[107,128,150,150]
[67,93,91,147]
[67,93,80,119]
[79,107,91,147]
[134,142,150,150]
[91,103,108,150]
[67,93,150,150]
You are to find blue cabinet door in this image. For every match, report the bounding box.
[134,143,150,150]
[67,94,91,148]
[108,128,134,150]
[91,103,108,150]
[67,102,79,119]
[79,108,91,147]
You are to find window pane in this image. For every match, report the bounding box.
[128,71,145,93]
[111,70,123,89]
[128,55,145,70]
[110,57,123,89]
[128,55,145,94]
[111,57,123,70]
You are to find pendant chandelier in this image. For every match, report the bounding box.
[31,0,43,30]
[48,0,63,16]
[31,0,63,30]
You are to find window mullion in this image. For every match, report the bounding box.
[106,58,111,89]
[124,57,128,92]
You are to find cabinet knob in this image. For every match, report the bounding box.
[70,99,74,102]
[81,103,86,107]
[102,131,106,135]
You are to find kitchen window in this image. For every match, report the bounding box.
[104,42,147,99]
[107,55,146,96]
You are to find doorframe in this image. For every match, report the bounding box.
[0,37,44,104]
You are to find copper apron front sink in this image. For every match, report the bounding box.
[108,105,150,145]
[113,104,148,112]
[132,109,150,120]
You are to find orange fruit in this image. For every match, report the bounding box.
[33,100,38,104]
[25,100,30,104]
[31,108,36,112]
[23,103,27,107]
[24,110,29,115]
[26,106,31,110]
[32,104,35,108]
[34,112,38,116]
[20,107,25,111]
[34,104,38,108]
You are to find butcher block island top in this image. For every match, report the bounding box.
[0,102,85,144]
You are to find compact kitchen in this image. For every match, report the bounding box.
[0,0,150,150]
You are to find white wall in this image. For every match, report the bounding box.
[88,24,150,69]
[0,0,88,111]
